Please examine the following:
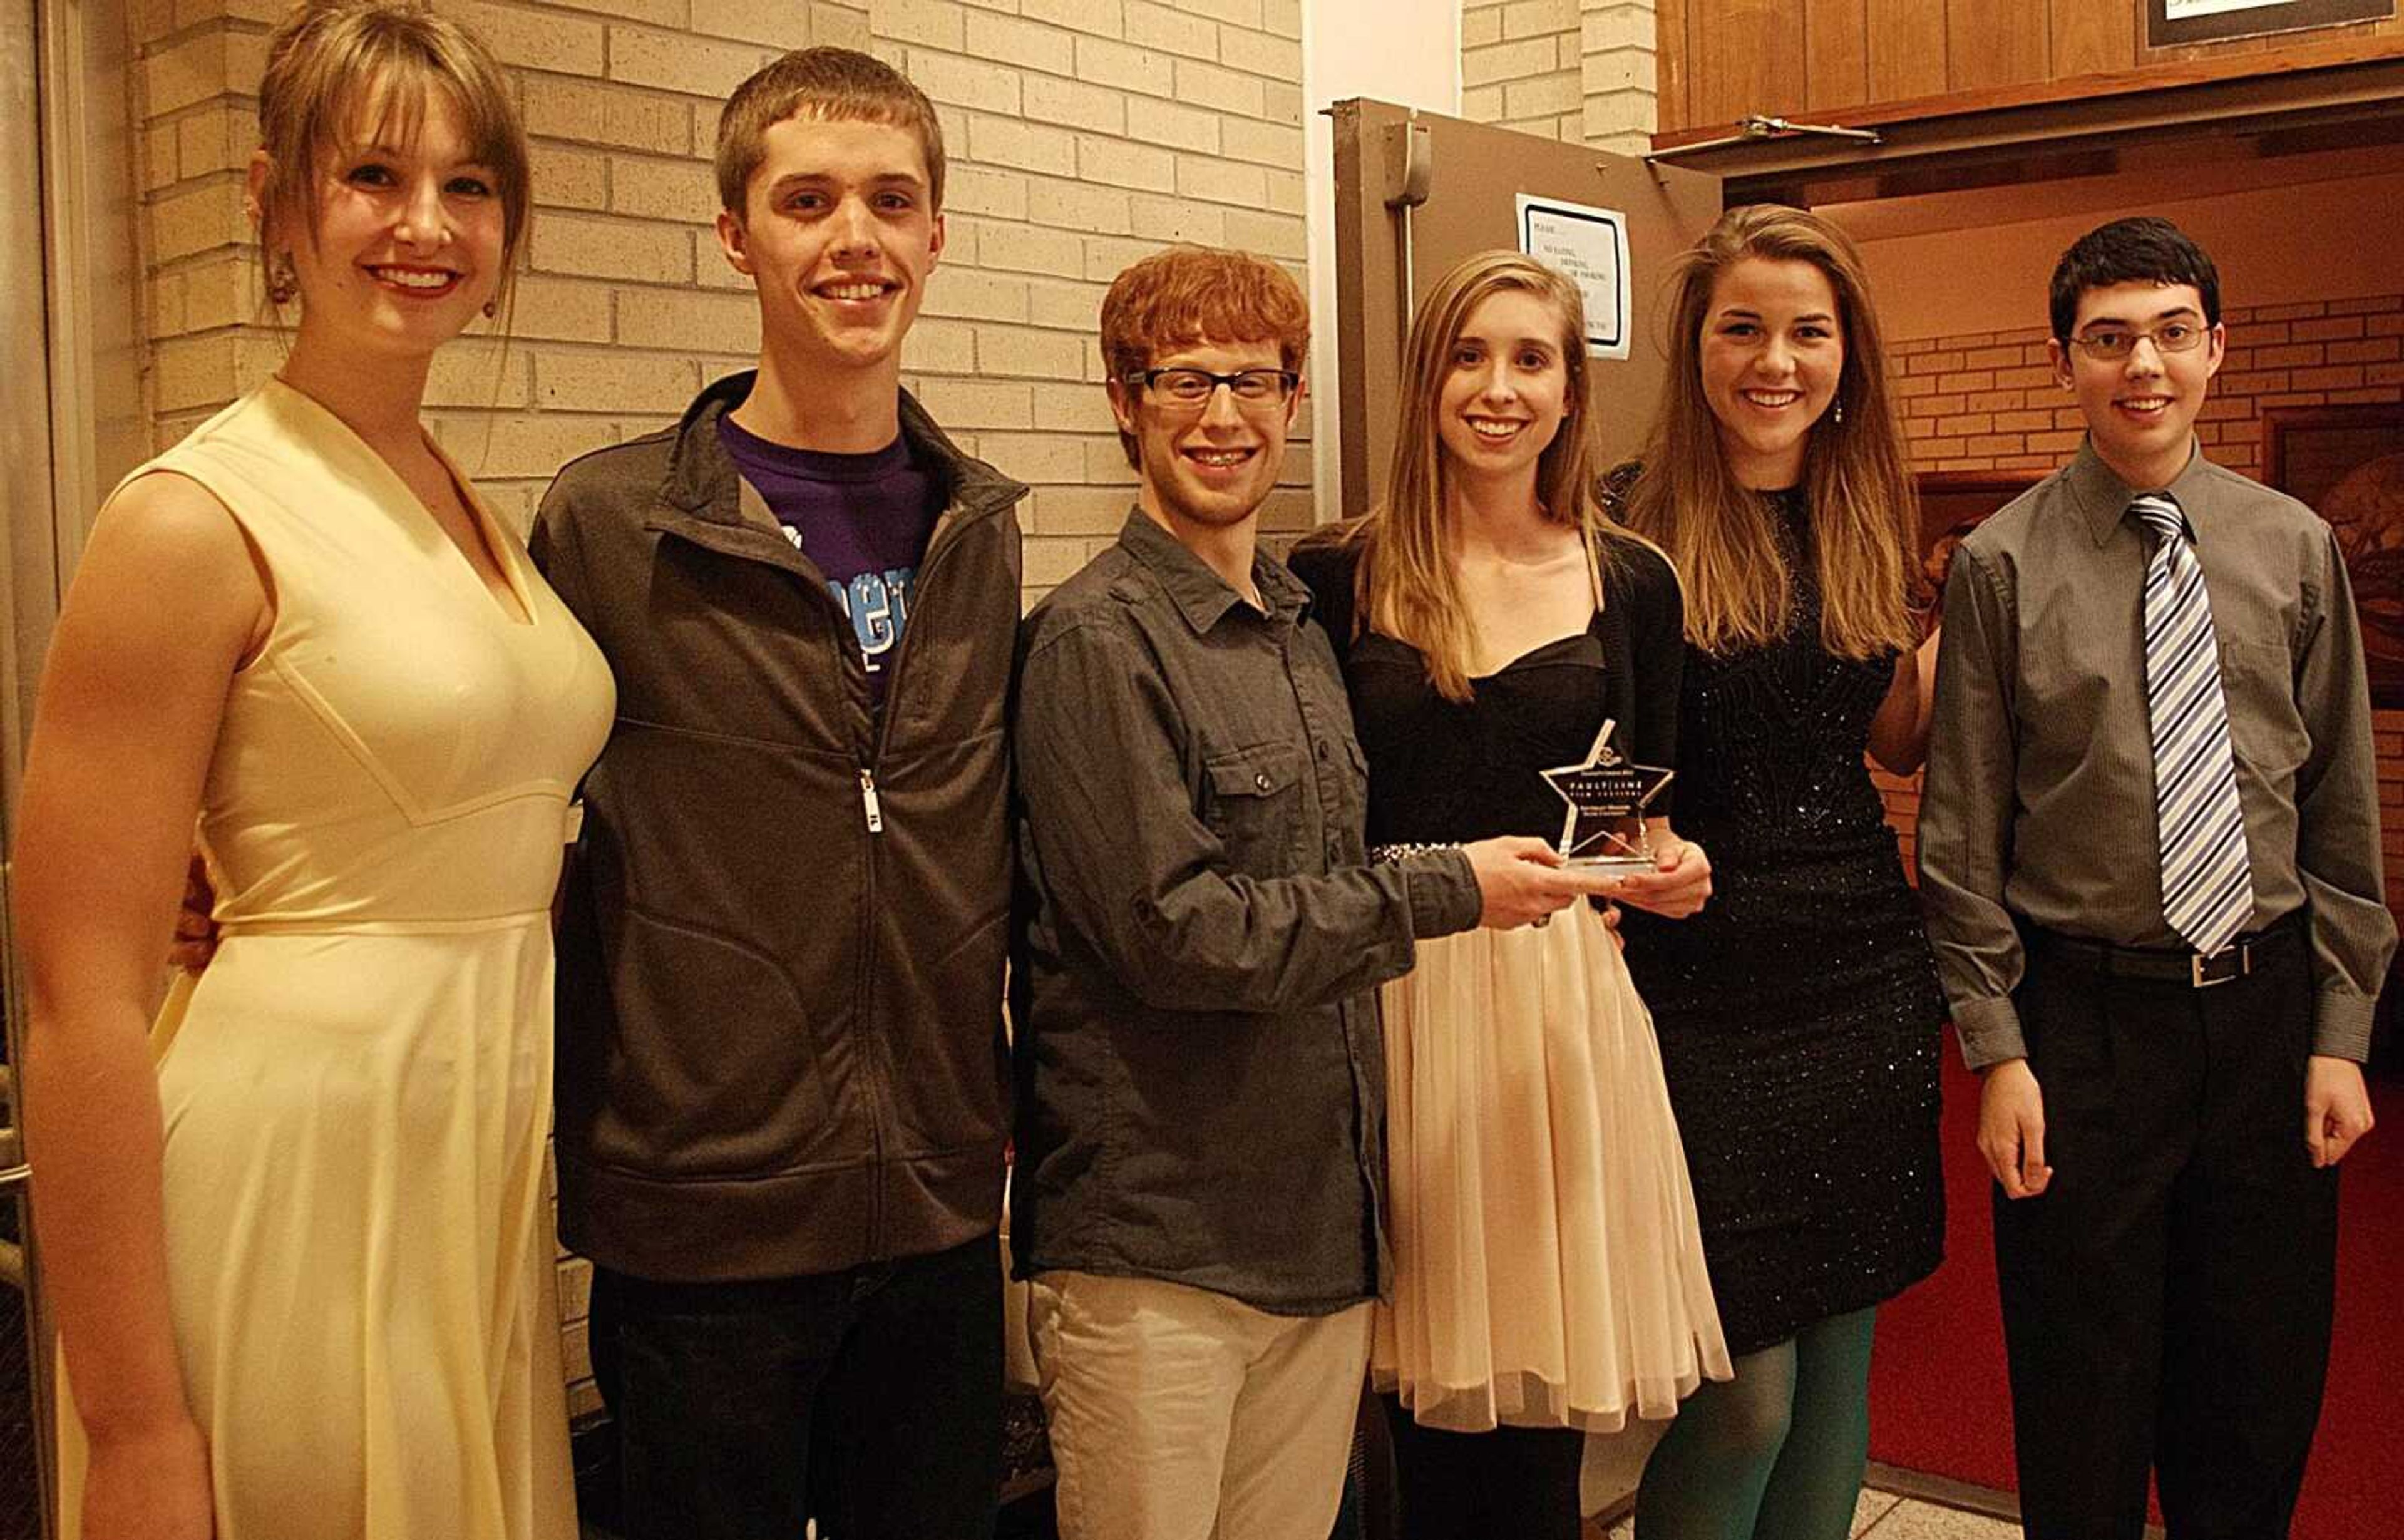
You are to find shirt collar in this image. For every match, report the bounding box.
[2065,435,2216,547]
[1114,506,1310,634]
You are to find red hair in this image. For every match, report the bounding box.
[1099,245,1308,466]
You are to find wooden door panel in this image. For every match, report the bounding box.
[2052,0,2137,78]
[1866,0,1950,101]
[1948,0,2050,90]
[1692,0,1809,124]
[1806,0,1872,110]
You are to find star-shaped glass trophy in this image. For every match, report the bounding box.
[1538,718,1672,868]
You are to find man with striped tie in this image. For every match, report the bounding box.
[1919,216,2392,1540]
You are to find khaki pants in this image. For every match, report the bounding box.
[1030,1271,1373,1540]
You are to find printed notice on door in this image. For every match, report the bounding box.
[1516,195,1633,361]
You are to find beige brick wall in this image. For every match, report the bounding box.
[1580,0,1654,156]
[868,0,1312,596]
[1461,0,1581,142]
[1460,0,1657,155]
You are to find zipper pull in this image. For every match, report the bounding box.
[858,767,884,833]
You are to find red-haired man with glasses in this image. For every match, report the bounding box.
[1007,245,1613,1540]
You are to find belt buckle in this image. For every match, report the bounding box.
[2191,943,2249,988]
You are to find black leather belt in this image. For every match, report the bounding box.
[2030,916,2301,990]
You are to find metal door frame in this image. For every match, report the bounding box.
[4,0,141,1531]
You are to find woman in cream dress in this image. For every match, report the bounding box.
[14,6,609,1537]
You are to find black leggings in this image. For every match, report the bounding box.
[1380,1396,1584,1540]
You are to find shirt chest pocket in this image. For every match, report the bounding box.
[2217,635,2310,783]
[1201,740,1308,878]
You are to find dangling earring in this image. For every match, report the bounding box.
[267,252,297,305]
[482,298,497,319]
[1832,398,1846,426]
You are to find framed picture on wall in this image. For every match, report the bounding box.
[2266,403,2404,709]
[1914,470,2050,610]
[2149,0,2395,49]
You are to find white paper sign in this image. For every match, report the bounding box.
[1516,195,1633,361]
[2166,0,2296,16]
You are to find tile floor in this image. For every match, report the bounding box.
[582,1482,2026,1539]
[1600,1487,2020,1539]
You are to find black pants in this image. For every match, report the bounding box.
[590,1232,1004,1540]
[1380,1395,1583,1540]
[1995,928,2338,1540]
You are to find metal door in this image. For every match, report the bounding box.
[3,0,141,1531]
[1327,101,1724,519]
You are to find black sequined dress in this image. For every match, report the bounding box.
[1618,489,1944,1357]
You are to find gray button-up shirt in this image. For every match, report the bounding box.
[1009,509,1482,1314]
[1919,439,2395,1069]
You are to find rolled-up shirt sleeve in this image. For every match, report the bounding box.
[1015,615,1475,1017]
[1918,545,2030,1070]
[2291,526,2397,1060]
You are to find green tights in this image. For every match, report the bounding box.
[1633,1306,1878,1540]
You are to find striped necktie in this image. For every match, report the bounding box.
[2134,492,2254,956]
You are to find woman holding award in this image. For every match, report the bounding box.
[1289,250,1728,1540]
[1612,205,1944,1540]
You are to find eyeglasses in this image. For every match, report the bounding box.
[1124,367,1301,409]
[2067,321,2212,361]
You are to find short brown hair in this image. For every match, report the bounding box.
[715,48,946,218]
[1099,245,1309,466]
[255,1,530,317]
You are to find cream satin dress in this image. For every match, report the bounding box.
[56,377,614,1539]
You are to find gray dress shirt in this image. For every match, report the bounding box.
[1009,509,1482,1313]
[1919,439,2395,1069]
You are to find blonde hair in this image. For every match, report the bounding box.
[254,1,530,321]
[1330,251,1641,703]
[715,48,946,217]
[1620,204,1919,659]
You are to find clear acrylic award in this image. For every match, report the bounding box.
[1538,718,1672,868]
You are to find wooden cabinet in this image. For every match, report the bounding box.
[1658,0,2404,135]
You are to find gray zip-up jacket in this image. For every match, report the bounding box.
[533,371,1027,1281]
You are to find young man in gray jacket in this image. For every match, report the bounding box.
[531,49,1023,1540]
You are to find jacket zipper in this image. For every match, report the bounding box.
[856,761,884,1258]
[850,492,1000,1260]
[684,446,1016,1266]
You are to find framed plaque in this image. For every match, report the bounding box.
[2149,0,2395,48]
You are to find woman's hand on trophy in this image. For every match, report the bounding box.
[1610,831,1710,919]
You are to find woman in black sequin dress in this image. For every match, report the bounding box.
[1613,207,1945,1540]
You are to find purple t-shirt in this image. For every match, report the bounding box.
[719,413,943,710]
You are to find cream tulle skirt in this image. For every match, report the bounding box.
[1376,899,1732,1433]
